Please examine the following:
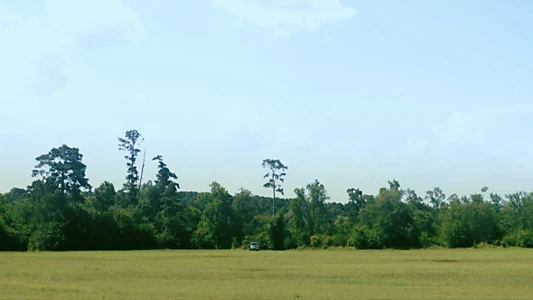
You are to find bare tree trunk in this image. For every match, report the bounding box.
[272,185,276,216]
[138,147,147,202]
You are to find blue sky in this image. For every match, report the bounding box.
[1,0,532,202]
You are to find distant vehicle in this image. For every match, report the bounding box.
[249,242,260,251]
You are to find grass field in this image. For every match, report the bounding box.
[1,248,532,299]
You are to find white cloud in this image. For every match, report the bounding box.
[44,0,146,45]
[390,103,533,189]
[0,0,145,97]
[432,111,488,146]
[212,0,356,37]
[428,103,533,161]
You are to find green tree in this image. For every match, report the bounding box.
[262,159,288,216]
[118,130,143,206]
[333,216,352,247]
[153,155,179,189]
[346,187,365,223]
[356,181,414,249]
[138,155,184,249]
[93,181,116,213]
[287,188,311,247]
[440,192,500,248]
[268,211,286,250]
[192,182,234,249]
[31,144,91,203]
[500,192,533,247]
[404,188,423,204]
[232,188,258,248]
[6,188,25,203]
[147,155,180,212]
[490,193,503,212]
[425,187,446,210]
[6,133,533,252]
[306,179,331,236]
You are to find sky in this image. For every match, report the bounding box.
[1,0,532,203]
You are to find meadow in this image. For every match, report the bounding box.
[1,248,532,299]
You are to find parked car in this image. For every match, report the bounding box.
[249,242,260,251]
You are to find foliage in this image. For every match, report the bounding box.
[0,131,532,251]
[262,158,288,215]
[31,144,91,203]
[118,130,143,206]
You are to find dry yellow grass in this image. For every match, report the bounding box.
[1,248,532,299]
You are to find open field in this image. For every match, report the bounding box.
[1,248,532,299]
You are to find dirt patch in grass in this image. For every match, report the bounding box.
[432,259,459,263]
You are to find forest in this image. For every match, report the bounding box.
[1,129,532,251]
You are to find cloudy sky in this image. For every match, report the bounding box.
[1,0,532,202]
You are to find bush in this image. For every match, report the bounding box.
[0,220,26,251]
[309,235,320,248]
[332,232,348,247]
[502,230,533,248]
[156,230,178,249]
[321,235,334,249]
[268,214,285,250]
[347,227,367,249]
[348,226,387,249]
[28,222,65,251]
[283,233,298,250]
[475,242,498,249]
[309,235,334,249]
[419,232,440,248]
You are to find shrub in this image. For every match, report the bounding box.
[28,222,65,251]
[347,227,368,249]
[419,232,440,248]
[475,242,497,249]
[502,230,533,248]
[253,232,270,250]
[309,235,334,249]
[321,235,334,249]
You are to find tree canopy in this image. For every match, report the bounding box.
[1,130,532,251]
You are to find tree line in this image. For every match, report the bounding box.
[1,130,532,251]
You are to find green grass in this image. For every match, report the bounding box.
[1,248,533,299]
